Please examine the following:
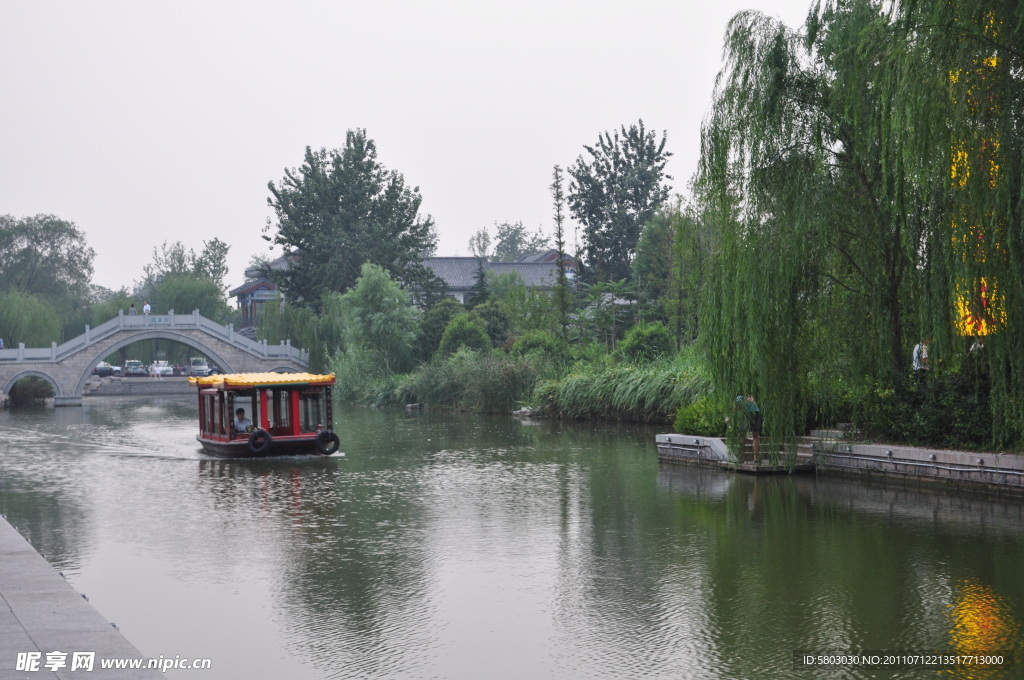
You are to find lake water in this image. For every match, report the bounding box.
[0,395,1021,679]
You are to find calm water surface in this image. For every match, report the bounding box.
[0,396,1022,679]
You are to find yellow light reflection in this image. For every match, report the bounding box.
[946,578,1018,678]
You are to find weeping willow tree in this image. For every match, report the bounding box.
[698,0,1024,448]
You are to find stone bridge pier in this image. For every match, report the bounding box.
[0,311,309,406]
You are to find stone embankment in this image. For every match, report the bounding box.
[656,429,1024,493]
[83,376,194,397]
[0,515,161,678]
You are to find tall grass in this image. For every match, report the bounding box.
[536,350,711,423]
[393,349,552,412]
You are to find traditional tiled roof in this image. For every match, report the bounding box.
[190,372,336,388]
[422,257,487,290]
[229,276,276,297]
[422,257,559,291]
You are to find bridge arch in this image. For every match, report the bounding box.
[4,370,63,400]
[72,330,237,398]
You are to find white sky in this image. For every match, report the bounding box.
[0,0,811,293]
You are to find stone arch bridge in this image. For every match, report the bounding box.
[0,310,308,406]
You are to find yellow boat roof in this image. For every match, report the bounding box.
[189,372,336,389]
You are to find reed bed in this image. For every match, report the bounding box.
[536,353,711,423]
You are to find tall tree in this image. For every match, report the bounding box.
[699,4,920,443]
[567,121,672,283]
[0,214,95,306]
[467,228,492,258]
[550,165,571,341]
[265,129,439,309]
[337,263,420,374]
[491,221,549,261]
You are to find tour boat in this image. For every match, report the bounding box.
[190,372,340,457]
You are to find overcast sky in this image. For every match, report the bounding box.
[1,0,811,293]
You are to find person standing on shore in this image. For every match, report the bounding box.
[912,338,929,378]
[725,394,762,463]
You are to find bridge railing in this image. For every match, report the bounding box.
[0,310,308,364]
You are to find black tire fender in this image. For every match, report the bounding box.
[315,430,340,455]
[248,429,273,455]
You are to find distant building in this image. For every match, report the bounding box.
[423,251,576,304]
[230,251,577,323]
[229,254,290,329]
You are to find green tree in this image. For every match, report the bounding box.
[0,290,61,347]
[467,228,491,258]
[337,263,419,374]
[0,214,94,307]
[492,221,549,262]
[616,321,675,363]
[550,165,572,341]
[634,201,713,346]
[265,129,440,309]
[568,121,672,283]
[471,301,512,348]
[151,274,231,322]
[417,297,464,361]
[438,312,491,355]
[466,259,489,307]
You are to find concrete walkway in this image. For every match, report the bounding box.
[0,517,160,679]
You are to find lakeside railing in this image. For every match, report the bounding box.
[0,310,308,365]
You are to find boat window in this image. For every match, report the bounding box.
[204,395,217,435]
[271,389,291,429]
[298,390,323,433]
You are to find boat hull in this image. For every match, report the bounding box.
[196,434,332,458]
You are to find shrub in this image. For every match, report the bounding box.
[860,362,996,449]
[673,397,728,436]
[394,349,543,412]
[417,297,465,361]
[537,351,710,423]
[616,322,675,363]
[438,313,491,355]
[472,301,513,348]
[511,330,569,362]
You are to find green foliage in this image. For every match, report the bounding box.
[0,214,94,309]
[0,291,62,346]
[697,3,930,445]
[861,363,998,450]
[467,228,491,258]
[140,239,231,297]
[492,221,549,262]
[394,349,547,412]
[578,279,636,351]
[495,283,558,338]
[673,397,728,437]
[265,129,440,309]
[511,329,569,362]
[466,259,489,307]
[336,263,419,374]
[151,274,231,322]
[417,297,464,361]
[438,313,491,355]
[8,377,55,406]
[568,120,672,283]
[550,165,572,340]
[616,322,675,363]
[488,270,526,302]
[633,201,712,345]
[538,351,710,423]
[470,301,512,348]
[256,297,328,370]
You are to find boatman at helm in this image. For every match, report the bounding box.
[234,408,253,434]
